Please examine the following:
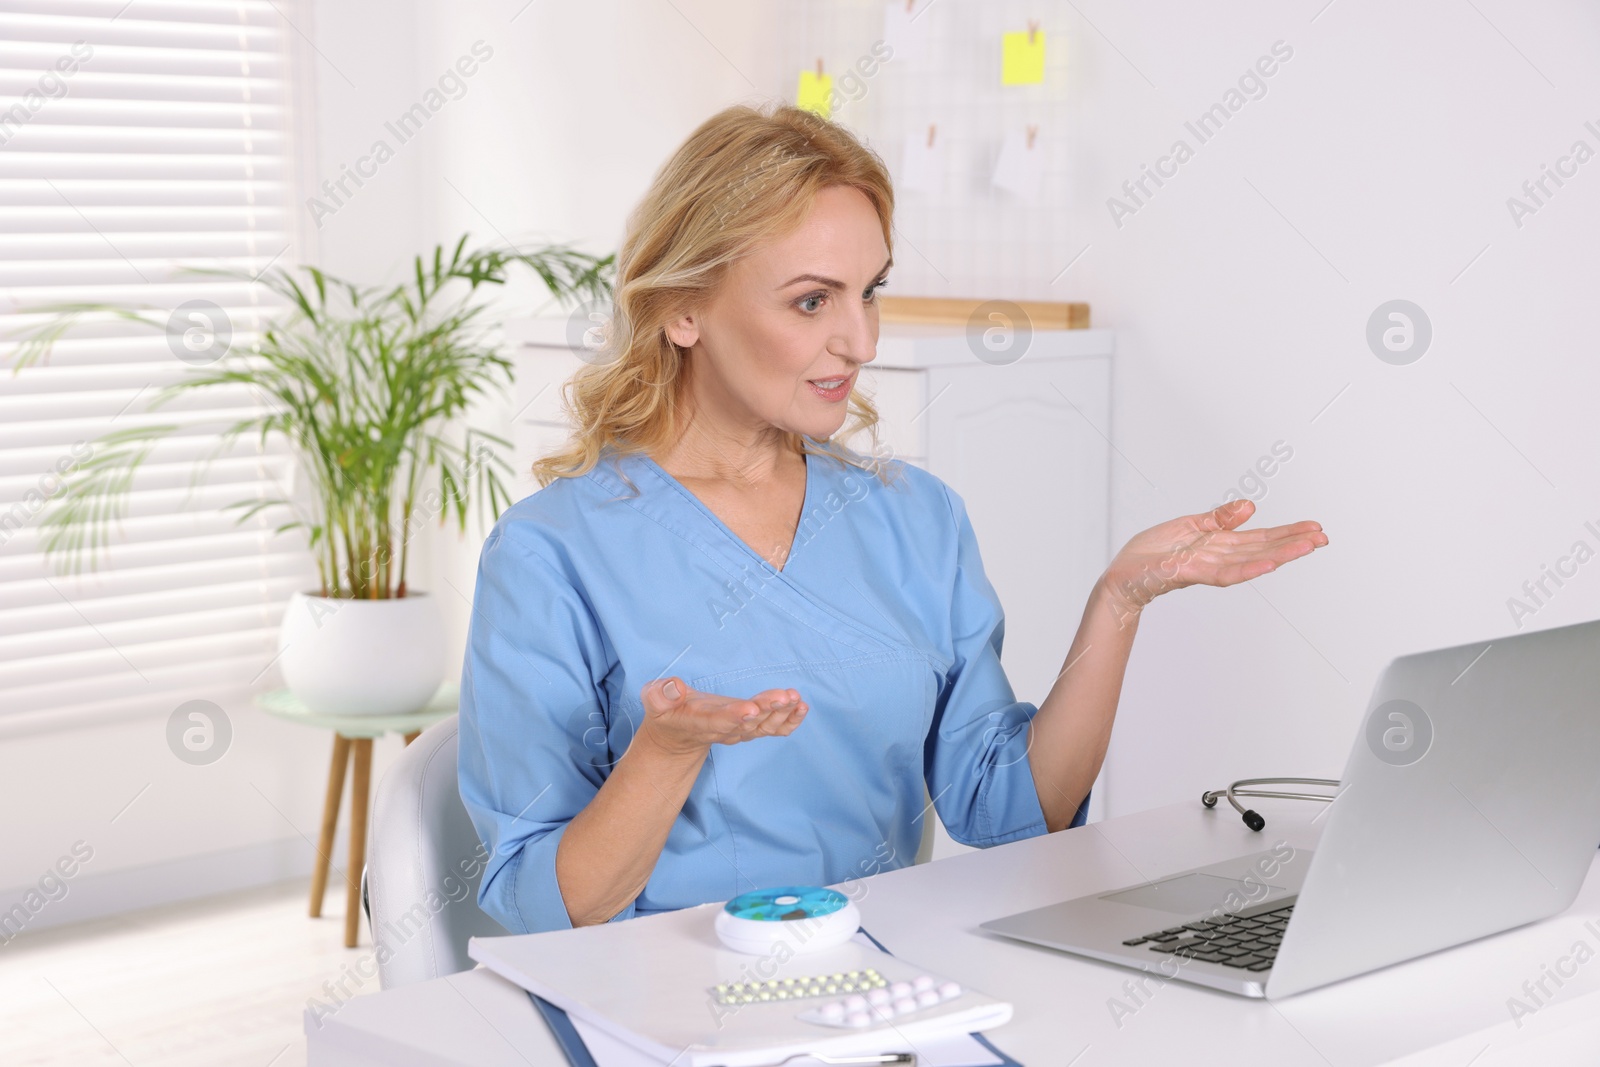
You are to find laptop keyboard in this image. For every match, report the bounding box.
[1119,902,1294,972]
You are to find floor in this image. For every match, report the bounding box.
[0,879,371,1066]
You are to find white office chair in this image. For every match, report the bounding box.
[364,714,507,989]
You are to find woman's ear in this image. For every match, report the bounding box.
[663,312,699,349]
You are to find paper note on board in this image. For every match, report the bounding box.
[882,0,931,64]
[1001,29,1046,85]
[797,69,833,118]
[991,128,1043,203]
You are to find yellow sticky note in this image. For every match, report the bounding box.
[1002,29,1046,85]
[797,70,833,118]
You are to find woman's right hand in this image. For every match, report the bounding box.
[635,676,808,759]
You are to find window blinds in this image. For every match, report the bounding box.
[0,0,312,732]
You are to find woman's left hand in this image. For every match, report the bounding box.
[1101,498,1327,623]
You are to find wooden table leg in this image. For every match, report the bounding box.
[402,730,420,746]
[345,737,373,948]
[310,734,351,918]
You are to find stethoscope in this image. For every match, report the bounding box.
[1201,778,1341,831]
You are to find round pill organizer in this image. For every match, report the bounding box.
[714,886,861,956]
[797,973,965,1029]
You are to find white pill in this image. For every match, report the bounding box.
[917,990,940,1008]
[893,997,917,1015]
[820,1002,845,1022]
[912,975,936,992]
[867,989,891,1006]
[846,1011,872,1029]
[937,981,962,1000]
[844,995,867,1012]
[889,981,913,998]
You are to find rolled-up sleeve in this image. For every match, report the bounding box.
[924,482,1087,846]
[457,519,633,934]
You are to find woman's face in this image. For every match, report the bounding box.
[666,184,891,444]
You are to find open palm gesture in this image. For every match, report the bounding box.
[1103,498,1327,624]
[636,677,807,758]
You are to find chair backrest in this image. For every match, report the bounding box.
[367,714,506,989]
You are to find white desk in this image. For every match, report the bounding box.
[306,801,1600,1065]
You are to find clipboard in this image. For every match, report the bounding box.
[524,927,1024,1067]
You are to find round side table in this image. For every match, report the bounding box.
[256,682,458,947]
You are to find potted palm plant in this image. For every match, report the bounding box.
[12,236,612,714]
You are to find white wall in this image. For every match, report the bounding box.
[296,0,426,279]
[1038,0,1600,815]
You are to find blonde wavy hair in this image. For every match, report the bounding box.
[531,101,901,494]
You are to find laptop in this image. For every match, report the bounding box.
[980,617,1600,998]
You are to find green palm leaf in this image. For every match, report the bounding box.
[6,236,614,598]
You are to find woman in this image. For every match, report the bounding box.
[457,103,1327,935]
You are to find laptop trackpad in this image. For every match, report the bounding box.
[1100,872,1292,914]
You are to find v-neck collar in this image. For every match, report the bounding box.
[635,445,816,576]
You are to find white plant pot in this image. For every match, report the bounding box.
[278,591,446,716]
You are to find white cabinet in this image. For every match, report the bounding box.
[485,318,1115,859]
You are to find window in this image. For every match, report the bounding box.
[0,1,312,732]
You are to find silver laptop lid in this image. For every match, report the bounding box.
[1268,617,1600,997]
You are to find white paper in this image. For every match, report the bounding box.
[882,0,931,64]
[571,1015,660,1065]
[991,129,1044,204]
[471,923,1014,1067]
[899,131,946,193]
[571,1014,1004,1067]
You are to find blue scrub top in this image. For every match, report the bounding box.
[458,439,1085,935]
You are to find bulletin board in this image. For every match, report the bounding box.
[776,0,1074,302]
